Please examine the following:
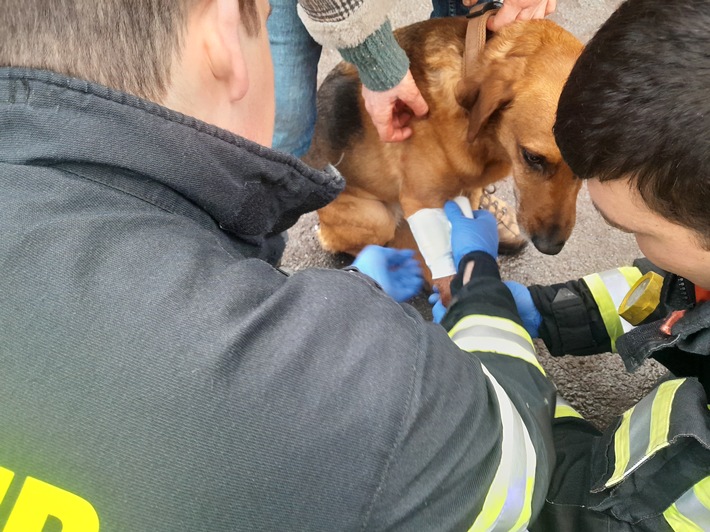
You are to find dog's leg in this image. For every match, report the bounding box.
[389,222,457,308]
[317,190,397,257]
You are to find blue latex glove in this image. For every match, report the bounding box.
[444,201,499,267]
[503,281,542,338]
[428,288,447,323]
[351,245,424,302]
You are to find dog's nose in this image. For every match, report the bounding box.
[531,235,567,255]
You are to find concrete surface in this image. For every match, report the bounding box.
[281,0,667,430]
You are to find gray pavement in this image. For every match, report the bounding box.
[281,0,667,429]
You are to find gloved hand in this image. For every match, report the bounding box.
[351,245,423,302]
[428,288,447,324]
[503,281,542,338]
[444,201,499,267]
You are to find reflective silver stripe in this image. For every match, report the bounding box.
[664,476,710,531]
[598,269,636,334]
[676,477,710,530]
[606,379,685,488]
[448,315,544,374]
[588,268,639,334]
[468,364,537,531]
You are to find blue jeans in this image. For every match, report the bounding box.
[431,0,478,18]
[269,0,492,156]
[268,0,322,157]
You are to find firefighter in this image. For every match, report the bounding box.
[434,0,710,529]
[0,0,559,529]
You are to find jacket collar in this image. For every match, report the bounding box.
[0,68,344,239]
[617,277,710,372]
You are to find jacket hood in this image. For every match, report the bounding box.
[0,68,344,239]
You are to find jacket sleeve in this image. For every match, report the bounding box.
[362,251,557,530]
[529,261,655,356]
[296,0,409,90]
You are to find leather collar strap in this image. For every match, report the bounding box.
[463,2,501,78]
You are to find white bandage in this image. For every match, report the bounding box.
[407,208,456,279]
[407,197,474,280]
[453,195,474,218]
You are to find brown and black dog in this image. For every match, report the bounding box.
[305,16,583,303]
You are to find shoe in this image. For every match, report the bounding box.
[478,186,527,255]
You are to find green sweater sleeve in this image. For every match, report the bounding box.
[338,19,410,91]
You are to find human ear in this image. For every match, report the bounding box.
[205,0,249,101]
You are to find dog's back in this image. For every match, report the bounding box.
[305,17,470,189]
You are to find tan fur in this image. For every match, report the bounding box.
[306,17,583,298]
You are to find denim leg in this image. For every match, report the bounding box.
[268,0,322,157]
[430,0,493,18]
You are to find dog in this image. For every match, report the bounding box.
[305,16,584,304]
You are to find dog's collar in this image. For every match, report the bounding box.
[463,1,501,78]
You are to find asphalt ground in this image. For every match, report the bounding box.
[281,0,668,429]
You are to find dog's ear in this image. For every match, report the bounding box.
[456,72,515,143]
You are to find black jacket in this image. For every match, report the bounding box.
[528,261,710,531]
[530,260,710,396]
[0,68,555,531]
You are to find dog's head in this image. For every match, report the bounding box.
[456,20,583,255]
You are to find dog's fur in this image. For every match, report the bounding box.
[305,17,584,297]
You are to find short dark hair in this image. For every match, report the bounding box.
[0,0,261,102]
[554,0,710,246]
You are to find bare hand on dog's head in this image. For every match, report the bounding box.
[362,70,429,143]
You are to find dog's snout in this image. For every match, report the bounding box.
[531,234,567,255]
[532,238,565,255]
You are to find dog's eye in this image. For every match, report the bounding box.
[522,148,547,171]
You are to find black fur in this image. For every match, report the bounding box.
[316,65,364,153]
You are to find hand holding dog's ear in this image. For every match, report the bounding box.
[444,201,499,266]
[362,70,429,143]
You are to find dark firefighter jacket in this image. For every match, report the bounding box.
[0,68,555,531]
[528,260,710,531]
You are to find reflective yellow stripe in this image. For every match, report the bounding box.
[511,476,535,531]
[555,404,583,419]
[584,273,624,351]
[606,380,686,488]
[584,267,640,351]
[647,379,684,456]
[664,476,710,531]
[555,395,583,419]
[449,315,535,350]
[664,503,705,532]
[0,466,15,505]
[619,266,643,288]
[606,406,634,487]
[453,336,544,375]
[449,315,543,374]
[468,364,536,531]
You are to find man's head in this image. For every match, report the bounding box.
[554,0,710,287]
[0,0,274,144]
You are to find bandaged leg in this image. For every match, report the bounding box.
[406,196,474,280]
